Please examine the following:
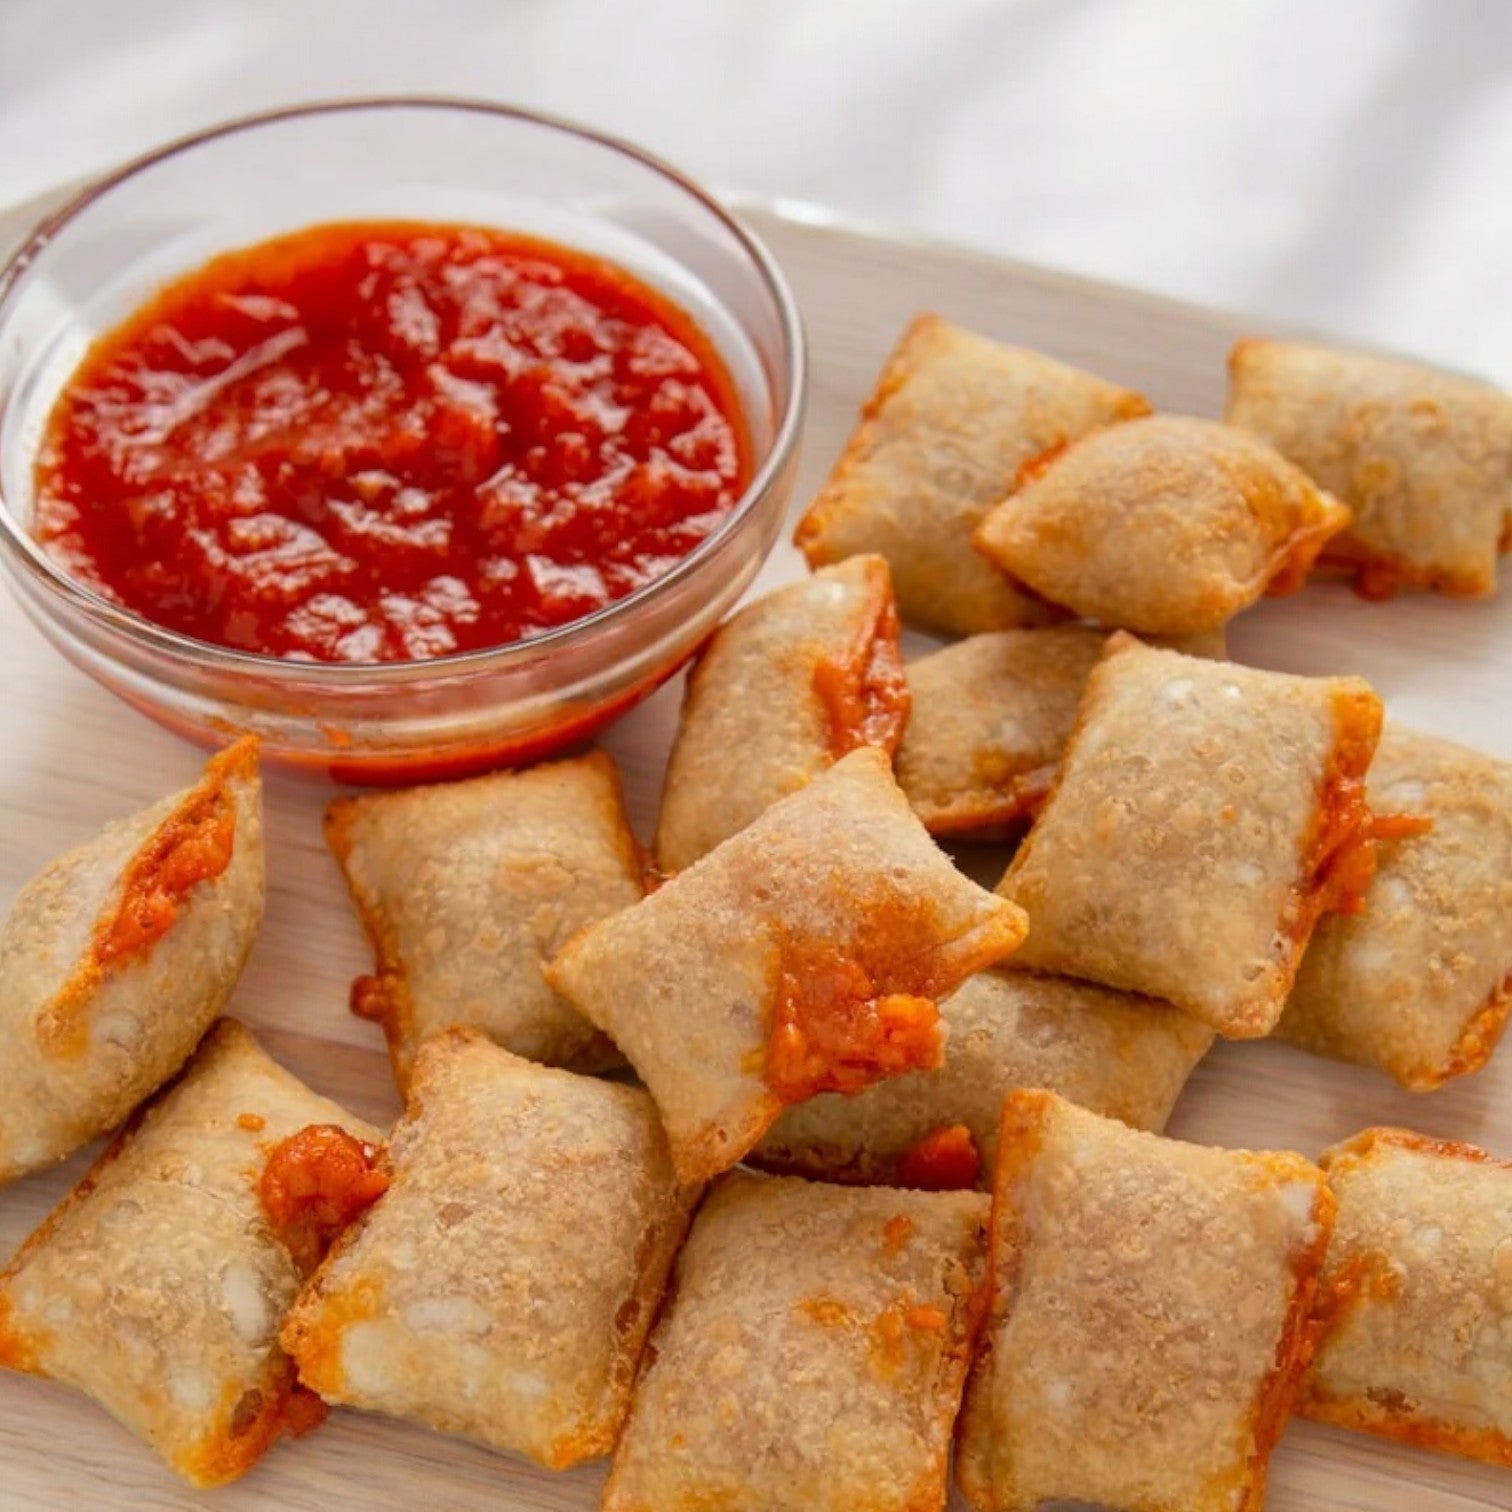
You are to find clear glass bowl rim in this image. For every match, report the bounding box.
[0,94,808,687]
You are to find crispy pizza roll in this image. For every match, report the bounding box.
[326,750,642,1093]
[794,315,1150,637]
[0,738,264,1186]
[602,1171,988,1512]
[547,747,1028,1182]
[956,1090,1335,1512]
[1226,338,1512,598]
[1302,1127,1512,1466]
[656,554,908,872]
[972,414,1351,635]
[0,1020,376,1487]
[1000,635,1383,1038]
[753,968,1213,1188]
[1277,728,1512,1088]
[896,625,1224,837]
[280,1030,697,1470]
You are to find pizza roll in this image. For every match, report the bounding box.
[281,1030,697,1470]
[1000,635,1383,1038]
[547,747,1027,1181]
[972,415,1351,635]
[1226,337,1512,598]
[896,625,1224,837]
[794,314,1150,637]
[326,750,642,1093]
[0,737,264,1186]
[752,968,1213,1188]
[602,1171,987,1512]
[0,1020,376,1487]
[656,554,907,872]
[1302,1127,1512,1466]
[1277,728,1512,1088]
[956,1089,1335,1512]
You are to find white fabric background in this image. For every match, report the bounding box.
[1,0,1509,378]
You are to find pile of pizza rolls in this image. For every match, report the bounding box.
[2,317,1511,1511]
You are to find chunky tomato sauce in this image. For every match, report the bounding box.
[34,221,750,662]
[260,1123,389,1272]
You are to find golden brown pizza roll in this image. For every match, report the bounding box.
[280,1029,697,1470]
[752,967,1213,1189]
[602,1170,987,1512]
[794,314,1150,636]
[0,738,264,1187]
[0,1019,376,1487]
[895,625,1225,837]
[1000,635,1383,1038]
[956,1089,1335,1512]
[1226,337,1512,598]
[1302,1127,1512,1466]
[656,554,907,872]
[325,750,642,1093]
[972,414,1351,635]
[547,747,1028,1182]
[1277,728,1512,1089]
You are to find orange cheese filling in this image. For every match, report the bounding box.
[1285,701,1387,961]
[97,789,236,967]
[813,591,910,758]
[897,1124,982,1191]
[766,963,941,1105]
[259,1125,389,1274]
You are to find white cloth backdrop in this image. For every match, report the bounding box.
[0,0,1508,378]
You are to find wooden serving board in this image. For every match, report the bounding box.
[0,186,1508,1512]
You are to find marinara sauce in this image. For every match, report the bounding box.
[34,222,751,662]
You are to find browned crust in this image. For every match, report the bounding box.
[34,736,259,1061]
[1262,491,1354,598]
[794,315,945,567]
[0,1018,325,1489]
[952,1088,1050,1508]
[1301,1127,1512,1467]
[1318,534,1498,601]
[177,1358,328,1488]
[324,795,421,1097]
[1319,1125,1510,1173]
[0,1118,140,1376]
[1410,966,1512,1091]
[1226,1180,1337,1511]
[326,751,644,1094]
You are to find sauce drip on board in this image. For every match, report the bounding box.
[34,221,751,663]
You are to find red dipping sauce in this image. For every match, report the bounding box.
[33,221,751,662]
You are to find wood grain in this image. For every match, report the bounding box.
[0,186,1508,1510]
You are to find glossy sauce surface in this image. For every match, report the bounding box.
[34,221,750,662]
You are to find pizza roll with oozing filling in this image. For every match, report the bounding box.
[326,750,642,1092]
[1277,728,1512,1088]
[0,738,264,1186]
[1302,1127,1512,1466]
[602,1171,987,1512]
[752,968,1213,1189]
[0,1020,378,1487]
[956,1089,1335,1512]
[1226,337,1512,598]
[280,1029,698,1470]
[547,747,1027,1182]
[656,555,908,871]
[896,625,1224,837]
[794,315,1150,637]
[972,414,1351,635]
[1000,635,1383,1038]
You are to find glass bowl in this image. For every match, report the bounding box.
[0,98,806,783]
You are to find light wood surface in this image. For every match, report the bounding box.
[0,187,1508,1511]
